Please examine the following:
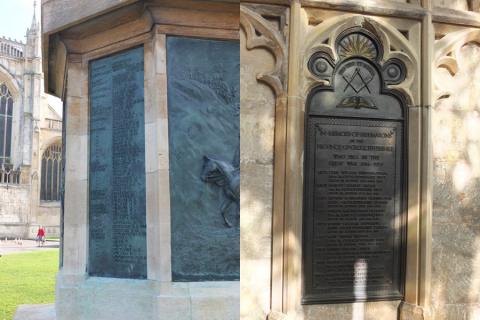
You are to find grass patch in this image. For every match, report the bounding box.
[0,250,58,320]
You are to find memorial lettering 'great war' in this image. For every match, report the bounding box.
[303,26,407,303]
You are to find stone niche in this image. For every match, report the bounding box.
[303,27,408,304]
[41,1,239,320]
[240,3,429,320]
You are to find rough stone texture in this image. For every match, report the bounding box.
[240,26,275,320]
[433,0,480,12]
[13,304,55,320]
[268,311,290,320]
[399,302,429,320]
[0,186,29,224]
[433,0,469,11]
[41,0,139,34]
[56,275,155,320]
[432,42,480,320]
[301,301,401,320]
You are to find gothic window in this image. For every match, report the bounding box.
[0,83,13,164]
[40,143,62,201]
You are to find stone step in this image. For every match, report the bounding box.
[13,304,55,320]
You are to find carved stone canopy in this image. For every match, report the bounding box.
[307,26,408,121]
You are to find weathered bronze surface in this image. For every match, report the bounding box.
[88,47,147,279]
[167,37,240,282]
[303,27,407,304]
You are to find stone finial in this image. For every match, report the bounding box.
[30,0,38,31]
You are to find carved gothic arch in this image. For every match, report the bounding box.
[278,11,428,319]
[302,22,409,305]
[0,65,22,100]
[240,4,289,98]
[40,136,62,154]
[302,15,418,106]
[0,64,24,169]
[434,28,480,102]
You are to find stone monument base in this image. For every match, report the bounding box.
[55,272,239,320]
[399,302,431,320]
[13,304,55,320]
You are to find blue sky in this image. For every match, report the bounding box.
[0,0,63,108]
[0,0,36,43]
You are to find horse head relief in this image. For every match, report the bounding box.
[201,155,240,228]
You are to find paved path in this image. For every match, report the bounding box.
[13,304,55,320]
[0,239,59,255]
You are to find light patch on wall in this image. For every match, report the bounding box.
[468,238,480,309]
[467,143,480,176]
[465,111,480,142]
[453,160,472,191]
[240,189,272,318]
[469,307,480,320]
[433,67,454,90]
[433,0,468,11]
[352,259,367,320]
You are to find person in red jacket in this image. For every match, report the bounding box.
[36,226,45,247]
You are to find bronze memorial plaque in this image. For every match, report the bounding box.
[88,47,147,279]
[303,27,407,303]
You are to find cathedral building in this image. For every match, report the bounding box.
[0,6,61,239]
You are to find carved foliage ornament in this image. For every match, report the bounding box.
[337,32,380,60]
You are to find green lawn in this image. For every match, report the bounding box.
[0,250,58,320]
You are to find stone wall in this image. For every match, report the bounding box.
[240,2,425,320]
[434,0,470,10]
[433,0,480,11]
[36,204,61,235]
[240,23,276,320]
[431,33,480,320]
[0,184,30,238]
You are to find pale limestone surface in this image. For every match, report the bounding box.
[433,0,469,10]
[431,41,480,320]
[0,185,29,228]
[55,274,239,320]
[433,0,480,12]
[41,0,139,34]
[302,301,401,320]
[13,304,55,320]
[240,26,275,320]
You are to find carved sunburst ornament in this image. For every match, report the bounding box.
[337,32,379,60]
